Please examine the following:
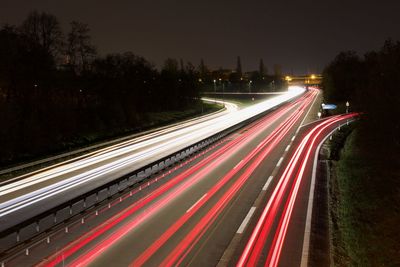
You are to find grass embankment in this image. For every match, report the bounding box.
[0,102,222,177]
[329,125,400,266]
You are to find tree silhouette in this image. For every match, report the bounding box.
[20,11,63,59]
[66,21,97,74]
[236,56,242,78]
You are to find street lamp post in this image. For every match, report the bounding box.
[346,101,350,113]
[213,79,216,92]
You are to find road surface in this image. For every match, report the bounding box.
[1,88,323,266]
[0,88,304,232]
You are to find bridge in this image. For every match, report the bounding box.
[285,74,322,86]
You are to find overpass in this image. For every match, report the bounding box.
[285,74,322,86]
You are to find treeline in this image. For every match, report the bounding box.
[323,40,400,264]
[0,11,284,166]
[323,39,400,150]
[0,11,203,165]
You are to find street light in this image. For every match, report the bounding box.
[213,79,216,92]
[346,101,350,113]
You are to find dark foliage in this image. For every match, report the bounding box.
[322,40,400,151]
[323,40,400,264]
[0,12,202,165]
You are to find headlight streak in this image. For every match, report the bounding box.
[128,90,317,267]
[37,90,308,267]
[0,88,305,222]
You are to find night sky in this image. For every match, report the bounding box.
[1,0,400,74]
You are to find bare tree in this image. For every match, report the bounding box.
[20,11,63,58]
[67,21,97,73]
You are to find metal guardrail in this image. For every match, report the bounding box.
[0,99,283,257]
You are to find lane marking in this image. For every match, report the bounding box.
[276,157,284,167]
[237,207,256,234]
[297,89,319,131]
[291,135,296,141]
[285,145,290,152]
[186,193,207,213]
[234,160,244,169]
[300,120,354,267]
[262,176,274,191]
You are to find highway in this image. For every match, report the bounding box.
[1,88,325,266]
[0,88,304,232]
[234,113,357,267]
[0,89,303,231]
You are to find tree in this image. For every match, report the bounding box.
[236,56,242,78]
[273,64,282,77]
[259,58,267,77]
[20,11,63,59]
[199,59,207,78]
[66,21,97,74]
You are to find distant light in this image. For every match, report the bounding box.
[198,78,202,82]
[213,79,216,83]
[311,74,316,79]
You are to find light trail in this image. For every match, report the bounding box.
[237,113,358,267]
[266,114,357,267]
[0,87,305,226]
[37,90,309,267]
[131,90,317,266]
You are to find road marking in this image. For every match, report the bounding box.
[276,157,284,167]
[234,160,244,169]
[237,207,256,234]
[262,176,274,191]
[300,121,353,267]
[291,135,296,141]
[285,145,290,152]
[187,193,207,213]
[298,89,319,131]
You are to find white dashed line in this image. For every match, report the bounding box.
[285,145,291,152]
[237,207,256,234]
[291,136,296,141]
[262,176,274,191]
[186,193,207,213]
[234,160,244,169]
[276,157,284,167]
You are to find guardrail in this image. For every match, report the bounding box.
[0,101,282,258]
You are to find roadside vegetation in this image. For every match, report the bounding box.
[323,40,400,265]
[0,11,284,167]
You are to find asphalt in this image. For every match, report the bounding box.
[2,89,321,267]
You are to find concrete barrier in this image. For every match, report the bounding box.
[38,214,55,234]
[72,200,85,215]
[97,188,108,202]
[128,175,137,186]
[56,207,71,223]
[0,232,17,252]
[85,194,97,207]
[0,120,248,254]
[119,179,128,191]
[151,164,158,175]
[165,158,171,167]
[19,223,37,243]
[158,161,165,171]
[109,184,118,196]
